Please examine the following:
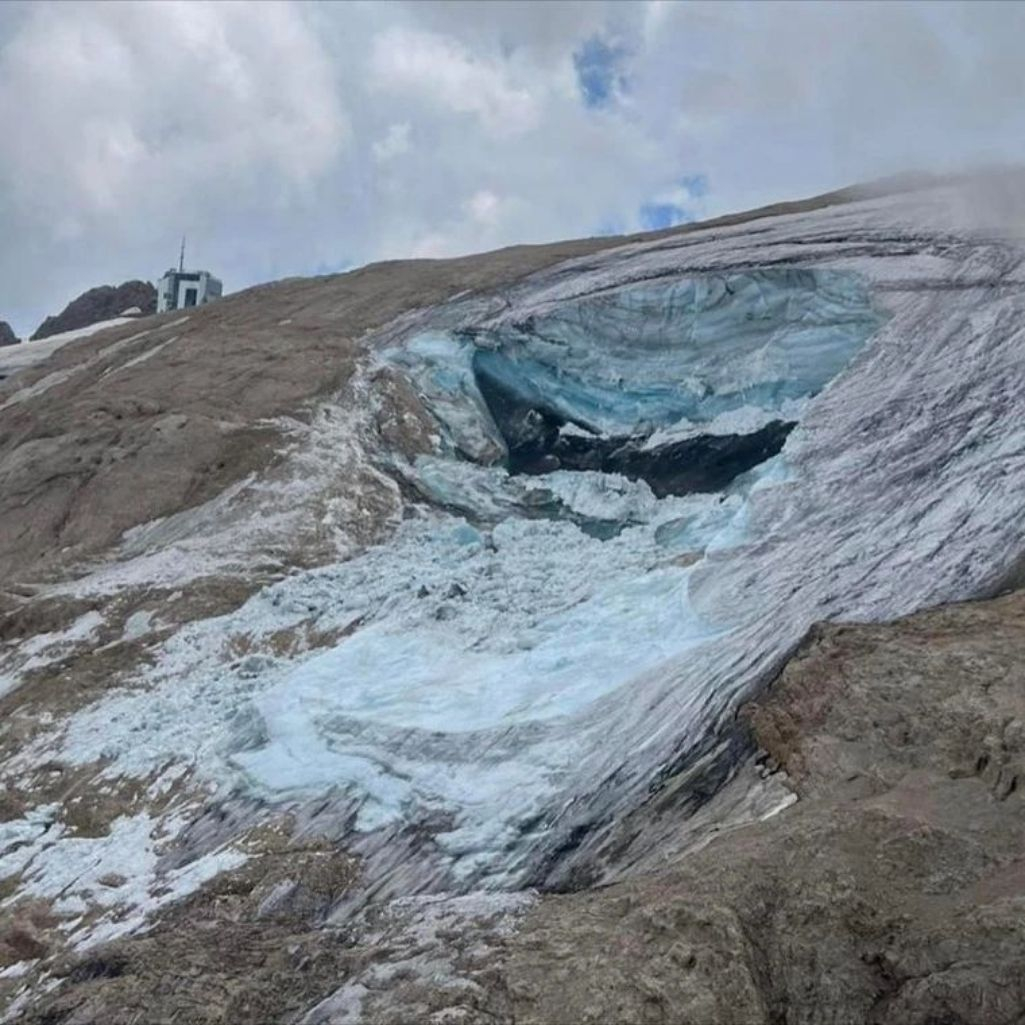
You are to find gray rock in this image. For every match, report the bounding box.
[30,280,156,340]
[333,591,1025,1025]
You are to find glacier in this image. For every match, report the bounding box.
[387,268,883,494]
[36,267,890,889]
[467,269,881,434]
[12,182,1025,912]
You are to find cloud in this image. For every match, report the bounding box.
[0,1,1023,335]
[464,190,504,226]
[372,123,412,163]
[1,2,345,211]
[0,0,347,332]
[369,26,540,137]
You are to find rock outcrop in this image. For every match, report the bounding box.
[477,591,1025,1025]
[29,280,156,341]
[0,322,16,347]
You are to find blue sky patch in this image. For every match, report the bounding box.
[573,36,628,109]
[639,202,693,231]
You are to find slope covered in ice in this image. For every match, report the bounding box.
[25,267,889,887]
[5,181,1025,944]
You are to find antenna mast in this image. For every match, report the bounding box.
[178,235,186,274]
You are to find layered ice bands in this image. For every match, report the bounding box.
[388,269,883,499]
[471,269,883,436]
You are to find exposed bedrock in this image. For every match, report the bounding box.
[488,592,1025,1025]
[30,280,157,341]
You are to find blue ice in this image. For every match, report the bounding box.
[394,269,883,443]
[229,269,883,850]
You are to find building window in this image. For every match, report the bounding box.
[183,287,198,307]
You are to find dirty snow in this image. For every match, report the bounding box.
[0,802,246,950]
[0,611,105,699]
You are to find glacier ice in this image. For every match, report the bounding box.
[386,269,882,498]
[40,267,888,887]
[461,269,881,434]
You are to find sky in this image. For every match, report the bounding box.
[1,0,1024,336]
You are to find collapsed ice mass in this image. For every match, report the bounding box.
[225,267,884,876]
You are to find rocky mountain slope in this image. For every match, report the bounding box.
[1,174,1024,1023]
[29,281,156,342]
[0,324,16,348]
[11,591,1025,1025]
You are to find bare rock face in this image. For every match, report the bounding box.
[476,591,1025,1025]
[319,592,1025,1025]
[0,322,16,347]
[29,280,157,341]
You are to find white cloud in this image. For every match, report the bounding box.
[369,26,541,137]
[0,0,346,330]
[0,1,1023,335]
[372,122,412,163]
[1,2,345,210]
[464,189,503,226]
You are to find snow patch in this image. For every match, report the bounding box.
[0,610,105,698]
[0,803,246,950]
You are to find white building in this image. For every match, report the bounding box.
[156,267,223,313]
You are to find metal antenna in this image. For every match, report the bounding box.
[178,235,186,273]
